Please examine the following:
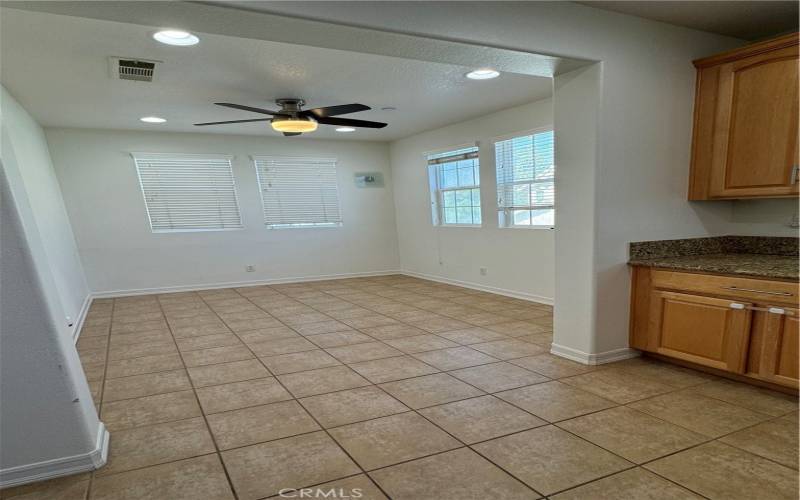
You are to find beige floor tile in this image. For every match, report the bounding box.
[412,346,499,371]
[687,379,799,416]
[79,348,107,365]
[222,431,360,500]
[487,321,551,336]
[611,358,714,389]
[645,441,799,500]
[91,454,234,500]
[281,312,334,326]
[77,335,109,351]
[383,335,460,354]
[473,425,631,496]
[291,320,353,336]
[329,412,461,470]
[226,317,283,332]
[196,377,292,414]
[206,400,320,450]
[419,395,546,444]
[302,475,388,500]
[105,353,183,379]
[469,339,548,360]
[101,390,201,431]
[496,380,616,422]
[379,373,484,409]
[186,359,270,388]
[387,310,441,323]
[515,332,554,345]
[260,349,342,375]
[560,368,675,404]
[0,474,89,500]
[109,329,172,346]
[247,337,318,357]
[557,406,706,463]
[111,319,169,335]
[719,414,799,468]
[236,326,299,344]
[299,386,409,428]
[550,468,702,500]
[325,342,404,363]
[435,327,508,345]
[449,362,548,393]
[370,447,535,499]
[306,331,373,348]
[171,323,231,339]
[107,341,174,361]
[277,365,371,398]
[82,361,106,382]
[103,369,191,402]
[360,323,429,340]
[628,391,771,437]
[348,355,439,383]
[410,317,472,333]
[509,354,598,379]
[341,315,399,329]
[97,417,216,476]
[174,333,242,352]
[180,345,254,368]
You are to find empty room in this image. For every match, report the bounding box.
[0,2,798,499]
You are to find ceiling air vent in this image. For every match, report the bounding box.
[108,57,160,82]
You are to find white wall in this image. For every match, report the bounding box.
[390,99,555,303]
[45,128,399,294]
[1,87,103,484]
[726,199,799,237]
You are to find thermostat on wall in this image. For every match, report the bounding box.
[354,172,384,188]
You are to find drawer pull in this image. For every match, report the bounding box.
[730,302,745,309]
[721,286,793,297]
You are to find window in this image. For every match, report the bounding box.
[132,153,242,232]
[428,146,481,226]
[495,129,555,228]
[253,156,342,228]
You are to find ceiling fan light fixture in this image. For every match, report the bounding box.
[271,116,318,133]
[466,68,500,80]
[153,30,200,46]
[140,116,166,123]
[335,127,356,133]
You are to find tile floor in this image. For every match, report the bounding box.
[3,275,798,500]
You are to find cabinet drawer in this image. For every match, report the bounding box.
[650,270,799,306]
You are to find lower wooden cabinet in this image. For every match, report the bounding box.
[630,267,799,389]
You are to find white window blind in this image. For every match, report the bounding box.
[427,146,481,226]
[132,153,242,232]
[253,156,342,228]
[495,130,554,227]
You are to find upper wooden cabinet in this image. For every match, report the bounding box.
[689,33,799,200]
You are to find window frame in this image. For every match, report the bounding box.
[252,155,343,230]
[131,152,244,234]
[426,144,482,228]
[493,127,555,230]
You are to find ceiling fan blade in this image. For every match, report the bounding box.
[283,132,302,137]
[302,103,371,118]
[315,116,387,129]
[214,103,279,115]
[194,118,272,126]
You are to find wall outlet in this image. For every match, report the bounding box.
[479,267,488,276]
[789,214,799,229]
[245,265,256,272]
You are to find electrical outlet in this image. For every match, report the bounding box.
[245,265,256,272]
[479,267,488,276]
[789,214,799,229]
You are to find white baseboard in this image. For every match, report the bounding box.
[550,343,640,365]
[0,423,109,489]
[71,294,93,344]
[91,270,403,298]
[400,270,553,305]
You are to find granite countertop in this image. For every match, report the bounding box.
[628,236,799,281]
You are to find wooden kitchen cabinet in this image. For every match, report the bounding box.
[630,267,799,389]
[688,33,799,200]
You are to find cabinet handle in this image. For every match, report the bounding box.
[730,302,745,309]
[733,305,795,316]
[721,286,793,297]
[792,165,800,184]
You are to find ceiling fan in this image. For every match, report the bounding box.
[194,99,388,136]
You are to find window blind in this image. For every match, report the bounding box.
[427,146,481,226]
[253,156,342,228]
[495,130,555,227]
[132,153,242,232]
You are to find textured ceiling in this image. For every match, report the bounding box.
[0,8,552,141]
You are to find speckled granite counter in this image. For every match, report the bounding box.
[628,236,799,281]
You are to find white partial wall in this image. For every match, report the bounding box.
[1,86,105,486]
[45,128,400,295]
[390,99,555,303]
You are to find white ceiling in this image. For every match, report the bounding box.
[577,1,798,41]
[0,8,551,141]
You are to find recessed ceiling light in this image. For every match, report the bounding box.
[380,107,397,111]
[140,116,166,123]
[335,127,356,133]
[466,69,500,80]
[153,30,199,46]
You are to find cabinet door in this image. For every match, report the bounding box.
[709,45,799,198]
[648,291,752,372]
[758,308,799,388]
